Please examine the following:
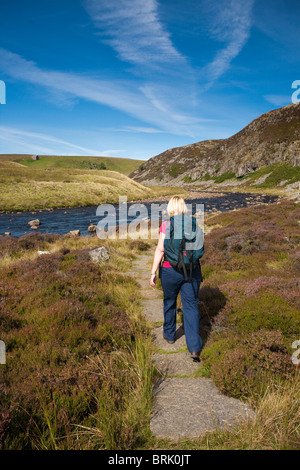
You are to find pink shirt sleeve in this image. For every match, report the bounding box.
[159,221,167,234]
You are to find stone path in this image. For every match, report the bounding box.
[127,251,254,441]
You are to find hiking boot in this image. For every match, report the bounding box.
[191,351,200,362]
[163,333,175,344]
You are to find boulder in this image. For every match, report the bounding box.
[28,219,41,226]
[67,230,81,237]
[89,246,110,263]
[236,166,247,178]
[88,224,97,232]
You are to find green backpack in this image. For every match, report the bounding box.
[163,214,204,281]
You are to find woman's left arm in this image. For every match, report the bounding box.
[150,231,165,287]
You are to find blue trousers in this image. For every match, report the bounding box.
[160,266,202,353]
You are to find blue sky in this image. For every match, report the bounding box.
[0,0,299,160]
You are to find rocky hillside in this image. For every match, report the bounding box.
[130,103,300,186]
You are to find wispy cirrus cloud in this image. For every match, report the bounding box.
[0,48,203,137]
[263,94,291,107]
[0,126,120,156]
[84,0,187,72]
[200,0,255,88]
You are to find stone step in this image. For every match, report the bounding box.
[141,299,164,323]
[150,378,254,439]
[139,289,163,299]
[152,325,187,352]
[153,352,201,376]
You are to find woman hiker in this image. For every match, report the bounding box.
[150,196,204,362]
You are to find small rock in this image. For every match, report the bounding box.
[89,246,109,263]
[28,219,41,226]
[37,250,51,255]
[4,232,10,236]
[67,230,81,237]
[88,224,97,232]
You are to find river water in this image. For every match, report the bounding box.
[0,191,279,238]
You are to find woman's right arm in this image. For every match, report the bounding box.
[150,231,165,287]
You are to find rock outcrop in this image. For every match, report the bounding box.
[89,246,110,263]
[130,103,300,186]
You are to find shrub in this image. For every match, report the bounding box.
[202,330,294,400]
[167,164,185,178]
[213,172,236,183]
[182,175,193,183]
[229,293,300,337]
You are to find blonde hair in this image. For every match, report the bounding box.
[167,196,188,216]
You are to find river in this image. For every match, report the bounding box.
[0,191,280,238]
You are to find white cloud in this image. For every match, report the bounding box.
[263,94,291,106]
[0,126,119,156]
[84,0,187,70]
[0,48,204,137]
[200,0,255,88]
[115,126,166,134]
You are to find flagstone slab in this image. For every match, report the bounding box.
[153,352,201,376]
[152,325,187,352]
[150,378,254,439]
[139,289,163,299]
[141,299,164,323]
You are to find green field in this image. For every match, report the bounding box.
[0,154,145,175]
[0,157,185,211]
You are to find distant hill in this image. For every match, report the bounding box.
[0,159,153,211]
[130,103,300,186]
[0,154,145,176]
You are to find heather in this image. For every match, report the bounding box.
[200,199,300,404]
[0,234,154,449]
[0,199,299,450]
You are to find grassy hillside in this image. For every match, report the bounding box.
[0,154,145,175]
[0,160,152,211]
[0,159,185,211]
[193,162,300,187]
